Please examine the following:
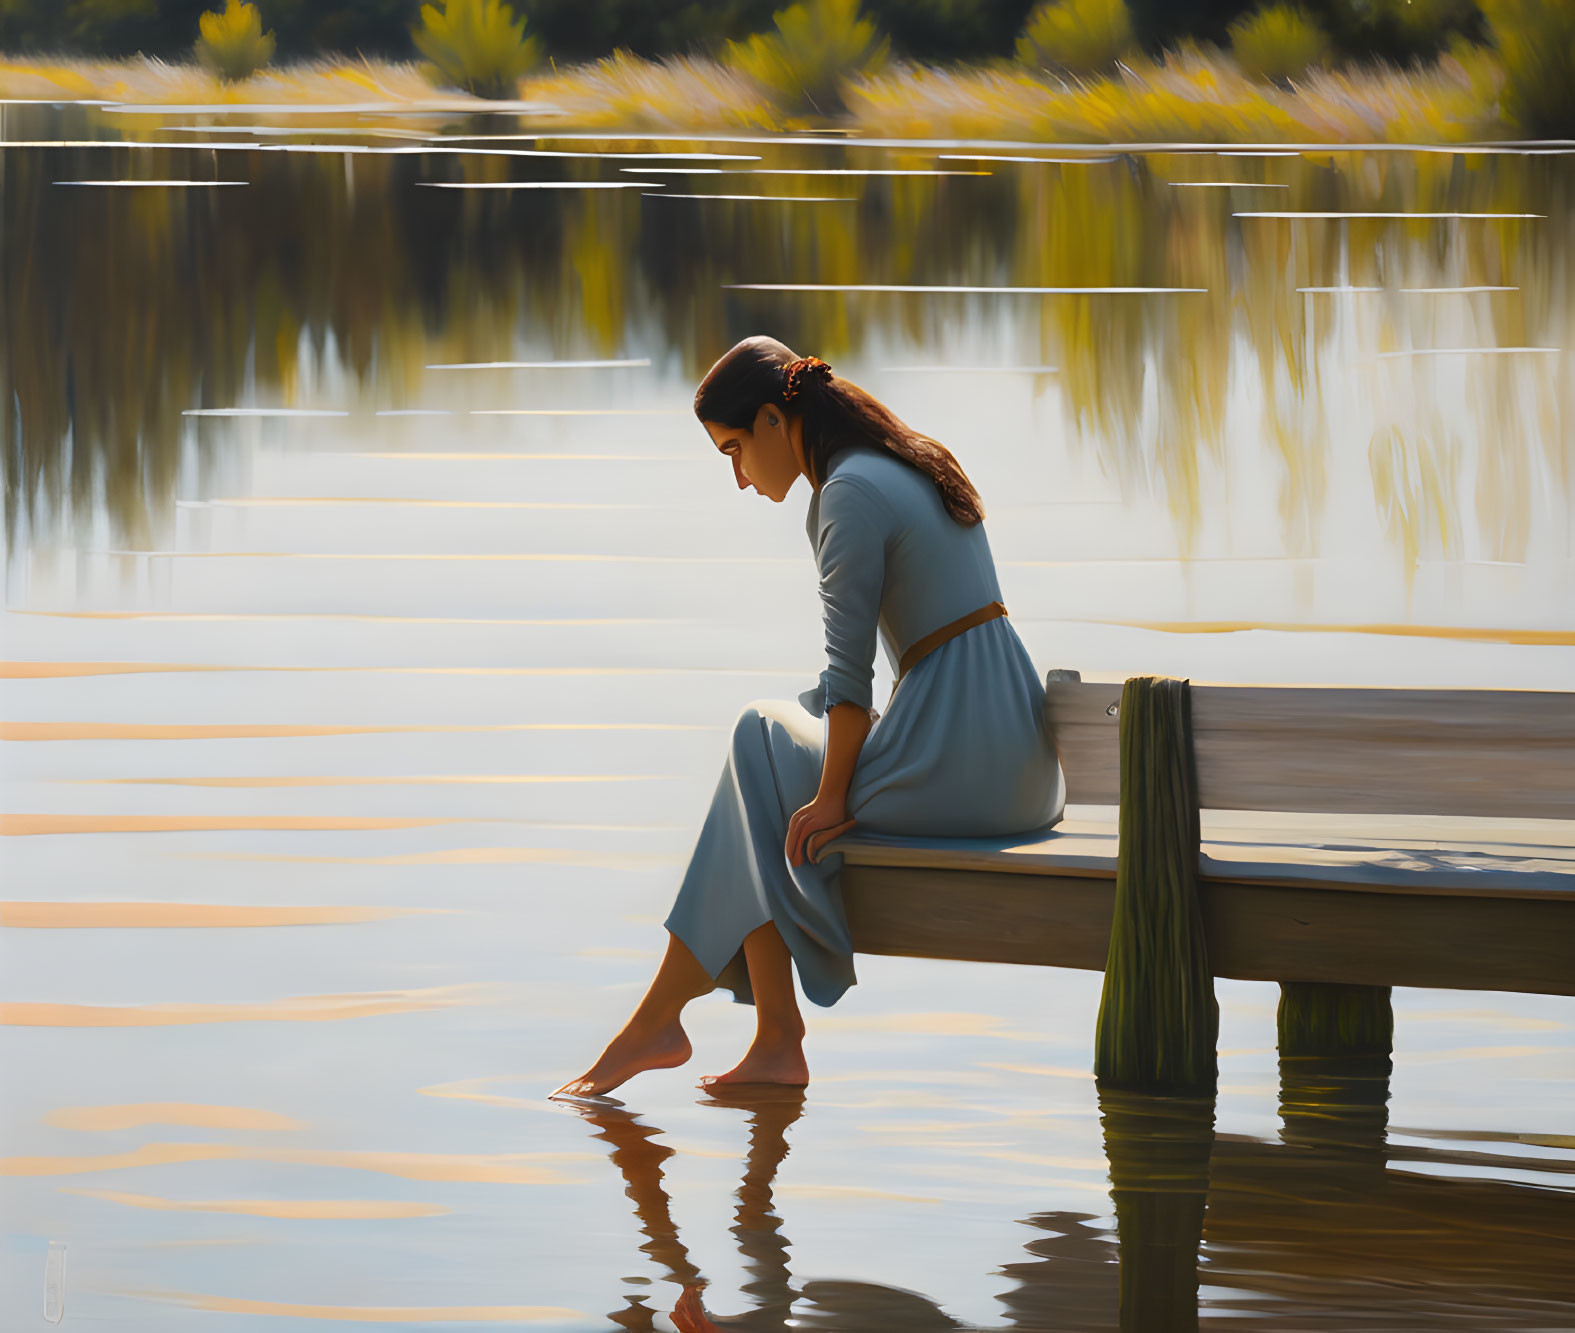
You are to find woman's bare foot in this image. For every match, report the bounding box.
[551,1019,692,1099]
[697,1033,808,1089]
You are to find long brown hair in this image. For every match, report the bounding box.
[693,335,986,525]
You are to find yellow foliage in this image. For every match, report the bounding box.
[1229,4,1331,84]
[1370,425,1462,589]
[846,39,1500,143]
[412,0,542,100]
[724,0,890,117]
[0,61,100,97]
[0,42,1510,142]
[1480,0,1575,136]
[527,51,781,129]
[331,61,392,94]
[1016,0,1134,77]
[0,53,469,106]
[194,0,276,84]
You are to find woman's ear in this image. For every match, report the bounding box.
[753,402,783,435]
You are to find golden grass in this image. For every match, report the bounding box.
[0,43,1509,142]
[0,52,460,106]
[846,44,1502,143]
[524,49,780,129]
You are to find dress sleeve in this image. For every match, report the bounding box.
[797,474,890,718]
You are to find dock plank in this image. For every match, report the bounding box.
[1043,681,1575,818]
[842,866,1575,995]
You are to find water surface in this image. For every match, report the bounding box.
[2,102,1572,1328]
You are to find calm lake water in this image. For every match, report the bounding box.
[2,101,1572,1329]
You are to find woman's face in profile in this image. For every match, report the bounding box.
[701,405,802,503]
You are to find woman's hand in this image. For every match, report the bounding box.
[786,794,856,867]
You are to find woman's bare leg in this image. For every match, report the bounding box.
[552,930,714,1098]
[698,922,809,1088]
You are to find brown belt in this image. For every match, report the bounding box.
[888,600,1008,704]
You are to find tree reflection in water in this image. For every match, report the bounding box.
[6,100,1570,593]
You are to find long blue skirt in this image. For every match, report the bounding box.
[663,616,1066,1008]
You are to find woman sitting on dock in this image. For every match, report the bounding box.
[552,336,1065,1098]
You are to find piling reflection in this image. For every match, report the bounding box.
[1098,1087,1215,1333]
[1205,1054,1575,1327]
[1276,1053,1392,1161]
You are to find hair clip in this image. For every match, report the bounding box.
[781,356,832,403]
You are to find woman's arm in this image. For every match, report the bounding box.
[807,474,890,717]
[818,700,875,803]
[786,472,891,866]
[786,701,872,865]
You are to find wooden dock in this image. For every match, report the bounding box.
[831,675,1575,1086]
[840,813,1575,996]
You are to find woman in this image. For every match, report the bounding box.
[551,336,1065,1099]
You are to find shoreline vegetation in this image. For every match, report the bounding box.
[0,45,1528,145]
[0,0,1571,144]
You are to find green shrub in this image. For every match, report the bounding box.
[724,0,890,116]
[194,0,276,82]
[411,0,543,100]
[1481,0,1575,136]
[1230,3,1331,82]
[1015,0,1134,77]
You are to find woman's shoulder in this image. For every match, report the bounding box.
[825,443,957,522]
[825,442,901,483]
[818,450,907,524]
[825,444,931,502]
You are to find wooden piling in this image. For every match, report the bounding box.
[1094,675,1219,1094]
[1277,982,1394,1059]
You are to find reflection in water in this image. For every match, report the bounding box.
[2,1141,591,1183]
[1099,1089,1214,1333]
[0,982,492,1027]
[1277,1053,1392,1160]
[994,1209,1118,1332]
[117,1288,584,1321]
[63,1188,450,1219]
[567,1070,1574,1331]
[4,102,1572,1327]
[566,1089,971,1331]
[3,102,1570,593]
[1206,1056,1575,1328]
[567,1090,784,1331]
[0,901,426,927]
[570,1097,704,1323]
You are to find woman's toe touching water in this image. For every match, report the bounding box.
[695,1035,810,1090]
[550,929,711,1099]
[551,1018,694,1100]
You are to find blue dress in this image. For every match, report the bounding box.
[664,442,1066,1008]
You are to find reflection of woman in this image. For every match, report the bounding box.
[563,1088,804,1331]
[570,1088,969,1330]
[553,337,1065,1099]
